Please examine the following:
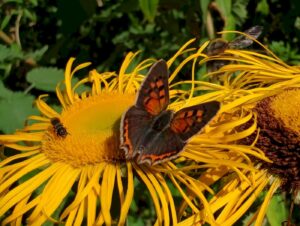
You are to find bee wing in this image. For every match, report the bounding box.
[229,25,263,49]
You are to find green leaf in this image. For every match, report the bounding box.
[216,0,232,18]
[199,0,210,34]
[127,216,144,226]
[295,17,300,30]
[266,194,288,226]
[73,83,90,94]
[29,0,38,6]
[23,8,37,22]
[26,67,64,92]
[256,0,269,15]
[26,67,90,93]
[138,0,159,23]
[25,45,48,61]
[215,0,236,40]
[0,62,12,79]
[1,14,12,30]
[199,0,210,24]
[232,0,249,26]
[0,92,38,133]
[0,80,13,99]
[222,15,236,40]
[0,44,23,62]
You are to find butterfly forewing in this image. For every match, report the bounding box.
[170,101,220,141]
[135,59,169,116]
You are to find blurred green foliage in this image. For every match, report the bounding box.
[1,0,300,225]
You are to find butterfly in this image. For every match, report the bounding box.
[206,25,263,72]
[120,59,220,165]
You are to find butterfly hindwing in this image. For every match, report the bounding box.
[136,129,185,165]
[134,101,220,165]
[170,101,220,141]
[136,59,169,116]
[120,106,152,159]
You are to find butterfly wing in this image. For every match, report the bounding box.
[136,129,185,165]
[170,101,220,141]
[120,59,170,159]
[120,106,152,159]
[135,59,169,116]
[135,101,220,165]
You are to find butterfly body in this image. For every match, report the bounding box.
[151,110,173,131]
[120,60,220,165]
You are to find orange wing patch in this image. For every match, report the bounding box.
[196,110,204,121]
[138,151,178,164]
[143,80,167,115]
[156,79,164,88]
[144,98,161,115]
[121,118,133,158]
[171,109,204,134]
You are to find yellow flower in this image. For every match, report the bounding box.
[179,36,300,225]
[0,39,266,226]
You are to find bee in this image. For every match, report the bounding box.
[206,25,263,73]
[50,117,68,138]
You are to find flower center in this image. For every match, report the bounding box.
[242,89,300,192]
[42,92,135,167]
[270,89,300,137]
